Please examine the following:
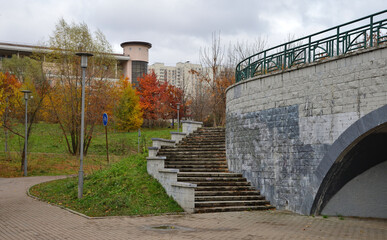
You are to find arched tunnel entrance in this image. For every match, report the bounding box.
[312,122,387,218]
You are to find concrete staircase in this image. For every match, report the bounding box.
[157,127,274,213]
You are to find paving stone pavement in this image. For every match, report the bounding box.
[0,176,386,240]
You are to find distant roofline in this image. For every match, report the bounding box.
[120,41,152,49]
[0,42,130,61]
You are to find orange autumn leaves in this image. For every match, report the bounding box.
[112,72,187,130]
[136,71,186,127]
[0,72,22,126]
[0,70,186,132]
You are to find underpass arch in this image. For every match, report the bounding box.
[311,104,387,217]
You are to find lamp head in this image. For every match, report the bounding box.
[21,90,32,100]
[76,52,93,68]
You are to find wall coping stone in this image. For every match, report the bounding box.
[159,168,179,173]
[181,120,203,125]
[170,132,187,136]
[146,156,166,160]
[151,138,176,143]
[172,182,197,188]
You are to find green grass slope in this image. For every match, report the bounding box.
[30,153,183,217]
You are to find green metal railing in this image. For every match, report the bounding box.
[236,10,387,82]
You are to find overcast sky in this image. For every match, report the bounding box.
[0,0,386,65]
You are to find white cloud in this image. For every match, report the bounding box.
[0,0,385,65]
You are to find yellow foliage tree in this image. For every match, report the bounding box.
[114,77,143,131]
[0,72,22,127]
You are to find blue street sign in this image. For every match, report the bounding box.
[103,113,108,126]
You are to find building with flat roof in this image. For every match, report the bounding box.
[0,41,151,84]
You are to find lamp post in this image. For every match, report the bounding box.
[177,103,180,133]
[75,52,93,199]
[21,90,31,176]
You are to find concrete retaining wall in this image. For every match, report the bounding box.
[226,46,387,215]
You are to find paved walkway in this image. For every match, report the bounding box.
[0,176,386,240]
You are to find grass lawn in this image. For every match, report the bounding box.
[1,123,184,216]
[29,154,183,217]
[0,123,175,177]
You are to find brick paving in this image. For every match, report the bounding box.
[1,176,386,240]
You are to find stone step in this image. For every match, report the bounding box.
[149,126,274,214]
[178,144,225,147]
[195,186,255,191]
[196,128,225,132]
[161,152,225,156]
[195,195,265,202]
[178,177,246,182]
[166,164,228,169]
[194,205,274,213]
[179,168,229,172]
[196,128,225,131]
[192,181,251,187]
[173,145,226,150]
[177,172,243,177]
[170,149,225,153]
[181,140,225,144]
[161,155,226,159]
[159,149,225,153]
[195,190,260,196]
[158,150,225,154]
[164,159,226,163]
[195,200,270,208]
[189,135,225,138]
[166,161,226,166]
[179,144,225,147]
[187,131,224,134]
[165,158,227,165]
[183,136,225,139]
[180,139,225,142]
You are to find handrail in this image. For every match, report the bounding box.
[236,10,387,82]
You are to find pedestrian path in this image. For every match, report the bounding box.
[0,176,386,239]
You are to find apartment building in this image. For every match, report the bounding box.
[148,61,204,97]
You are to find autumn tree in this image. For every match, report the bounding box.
[114,77,143,131]
[137,71,188,127]
[187,76,210,123]
[45,18,117,155]
[2,56,51,169]
[190,32,266,126]
[228,37,267,67]
[0,72,22,157]
[160,84,187,127]
[136,71,163,127]
[193,32,232,126]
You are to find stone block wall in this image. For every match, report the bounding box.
[226,46,387,215]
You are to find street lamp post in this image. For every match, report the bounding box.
[76,52,93,199]
[21,90,31,176]
[177,103,180,133]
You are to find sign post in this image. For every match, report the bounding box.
[103,113,109,164]
[138,129,141,153]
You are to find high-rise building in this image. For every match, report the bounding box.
[148,61,204,97]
